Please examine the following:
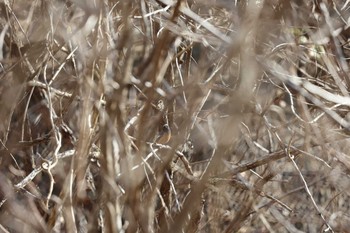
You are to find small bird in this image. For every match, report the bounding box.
[155,124,171,144]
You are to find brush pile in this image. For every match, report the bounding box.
[1,0,350,232]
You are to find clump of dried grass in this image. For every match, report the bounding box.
[1,0,350,232]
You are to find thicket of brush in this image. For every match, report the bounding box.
[1,0,350,232]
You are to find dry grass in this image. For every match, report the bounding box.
[1,0,350,232]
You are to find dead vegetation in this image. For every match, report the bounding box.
[1,0,350,232]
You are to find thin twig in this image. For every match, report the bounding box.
[286,138,334,232]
